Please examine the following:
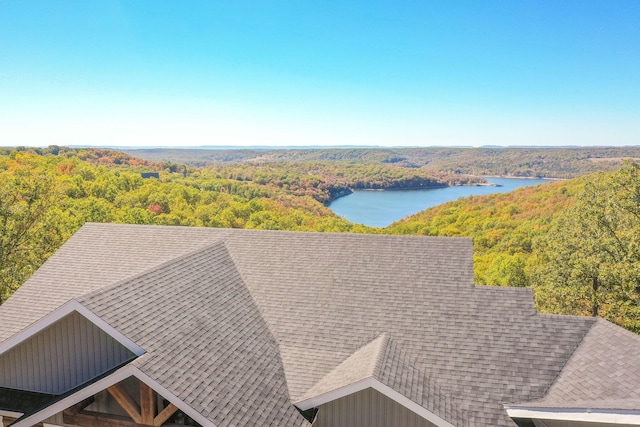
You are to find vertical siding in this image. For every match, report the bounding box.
[314,387,438,427]
[0,311,135,394]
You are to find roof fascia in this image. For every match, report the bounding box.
[0,300,145,357]
[295,377,373,410]
[10,365,217,427]
[295,377,456,427]
[505,407,640,424]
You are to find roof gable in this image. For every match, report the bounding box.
[7,364,215,427]
[77,240,309,427]
[0,303,138,394]
[296,334,389,405]
[296,334,470,427]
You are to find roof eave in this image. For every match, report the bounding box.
[505,406,640,424]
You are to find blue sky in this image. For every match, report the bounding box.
[1,1,639,147]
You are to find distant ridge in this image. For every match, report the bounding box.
[69,144,479,150]
[66,144,638,150]
[117,146,640,179]
[68,145,387,150]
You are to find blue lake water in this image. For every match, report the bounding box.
[328,177,552,228]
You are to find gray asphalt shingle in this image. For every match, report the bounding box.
[1,223,636,426]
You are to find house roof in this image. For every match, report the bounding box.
[0,223,638,427]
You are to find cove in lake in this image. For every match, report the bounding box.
[328,177,552,228]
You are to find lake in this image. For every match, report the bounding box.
[328,177,552,228]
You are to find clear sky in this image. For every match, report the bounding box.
[1,1,639,148]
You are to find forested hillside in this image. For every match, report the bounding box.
[387,179,581,287]
[0,147,376,303]
[125,146,640,178]
[2,146,639,333]
[388,163,640,333]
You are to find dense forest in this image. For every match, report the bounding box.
[2,145,639,332]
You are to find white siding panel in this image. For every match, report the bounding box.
[0,311,135,394]
[315,387,438,427]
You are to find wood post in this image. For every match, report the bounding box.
[140,381,156,425]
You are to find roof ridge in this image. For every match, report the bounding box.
[296,333,392,403]
[76,239,227,304]
[370,333,389,378]
[84,222,475,241]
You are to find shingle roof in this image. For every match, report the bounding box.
[1,223,636,427]
[512,318,640,411]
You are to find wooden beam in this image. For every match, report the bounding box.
[64,410,150,427]
[140,381,156,425]
[63,395,95,415]
[2,418,43,427]
[108,383,142,424]
[154,403,178,426]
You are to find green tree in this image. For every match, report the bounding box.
[0,158,66,304]
[533,162,640,332]
[483,253,528,288]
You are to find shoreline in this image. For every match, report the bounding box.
[479,174,565,181]
[355,184,449,192]
[326,175,558,205]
